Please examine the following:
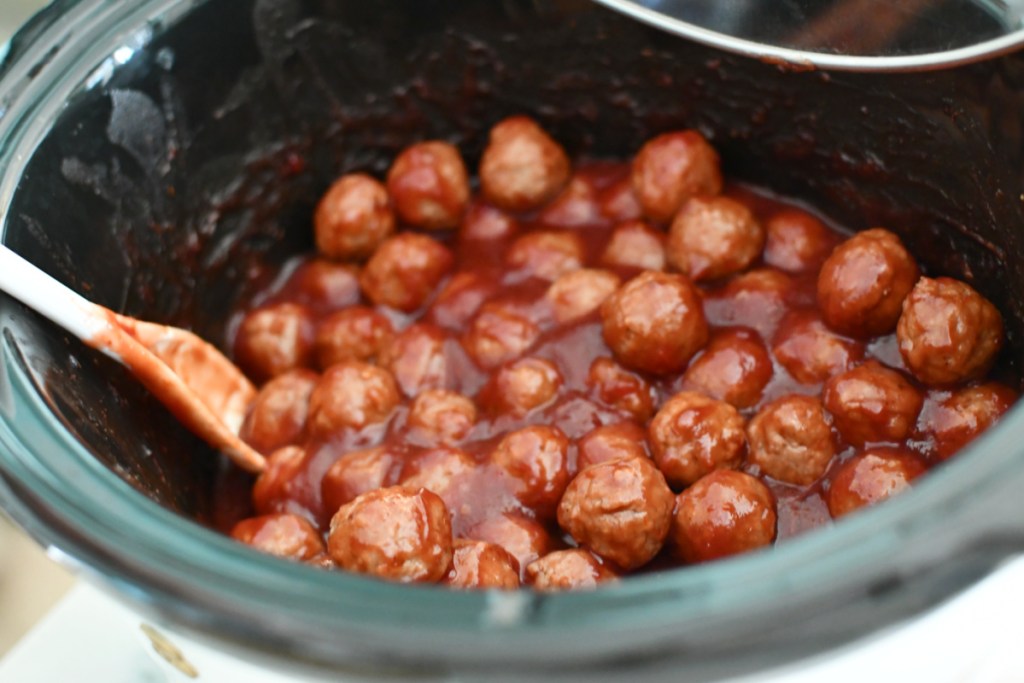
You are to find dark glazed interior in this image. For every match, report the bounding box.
[3,0,1024,673]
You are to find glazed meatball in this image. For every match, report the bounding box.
[672,470,777,563]
[598,177,643,222]
[631,130,723,224]
[491,425,571,517]
[747,395,835,485]
[558,457,674,569]
[703,268,793,340]
[545,269,621,324]
[649,392,746,489]
[682,328,773,409]
[539,176,601,228]
[525,549,618,591]
[429,272,497,331]
[328,487,453,583]
[235,303,315,383]
[252,445,307,515]
[321,446,398,515]
[360,233,454,312]
[314,306,394,368]
[763,209,836,274]
[445,540,520,590]
[827,449,926,518]
[386,141,469,230]
[231,513,324,561]
[479,357,563,416]
[466,514,555,574]
[897,277,1004,386]
[291,259,361,312]
[817,228,919,337]
[479,116,571,211]
[380,324,450,397]
[460,202,518,241]
[306,361,400,437]
[667,196,765,282]
[586,357,655,421]
[599,220,666,272]
[240,369,318,455]
[507,230,585,282]
[576,422,650,472]
[314,173,395,261]
[399,446,475,507]
[600,271,708,375]
[823,361,923,447]
[772,310,864,385]
[407,389,477,445]
[462,302,541,370]
[917,383,1016,460]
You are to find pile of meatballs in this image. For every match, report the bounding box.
[228,115,1016,591]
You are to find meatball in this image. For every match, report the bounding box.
[314,173,395,261]
[380,324,450,397]
[827,449,926,518]
[314,306,394,369]
[671,470,777,563]
[360,233,454,312]
[465,514,555,574]
[539,176,601,228]
[600,271,709,375]
[231,513,324,561]
[558,457,674,569]
[290,259,361,313]
[703,268,793,340]
[445,540,520,590]
[234,303,315,383]
[576,422,650,472]
[545,269,621,324]
[386,141,469,230]
[240,369,318,455]
[306,361,400,437]
[817,228,919,337]
[897,277,1004,386]
[598,177,643,223]
[460,202,518,241]
[599,220,666,272]
[772,310,864,384]
[407,390,477,445]
[462,302,541,370]
[586,357,655,421]
[491,425,571,517]
[399,446,475,508]
[667,196,765,282]
[506,230,585,282]
[649,392,746,489]
[252,445,307,515]
[479,116,571,211]
[631,130,723,224]
[763,209,836,273]
[328,487,453,583]
[525,549,618,591]
[479,357,563,416]
[747,395,835,485]
[917,383,1016,460]
[429,271,497,331]
[321,445,399,515]
[823,361,923,447]
[682,328,773,409]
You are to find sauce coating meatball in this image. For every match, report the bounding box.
[704,268,793,340]
[631,130,722,224]
[429,272,497,331]
[380,324,450,398]
[321,446,398,516]
[649,391,746,489]
[916,383,1016,460]
[772,310,864,384]
[465,514,555,575]
[479,357,563,416]
[827,449,926,517]
[576,422,650,472]
[446,539,520,590]
[399,446,475,508]
[314,173,395,261]
[667,196,764,282]
[558,457,675,569]
[507,230,585,282]
[672,470,777,563]
[360,233,454,312]
[232,513,324,561]
[586,357,655,421]
[307,361,400,437]
[600,271,709,374]
[291,259,361,312]
[328,486,453,583]
[545,269,621,323]
[479,116,571,211]
[539,176,601,228]
[598,178,643,222]
[747,395,835,485]
[823,361,923,447]
[314,306,393,369]
[234,303,315,383]
[252,445,307,516]
[897,277,1004,386]
[682,328,773,409]
[600,220,666,272]
[386,141,469,230]
[525,549,618,591]
[407,389,477,445]
[490,425,571,517]
[462,303,541,370]
[817,228,919,337]
[240,369,318,455]
[460,202,518,241]
[763,209,836,274]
